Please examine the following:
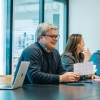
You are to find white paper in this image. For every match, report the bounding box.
[73,62,95,75]
[93,65,97,73]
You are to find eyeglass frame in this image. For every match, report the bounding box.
[42,34,60,39]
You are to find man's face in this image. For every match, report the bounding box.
[40,29,59,52]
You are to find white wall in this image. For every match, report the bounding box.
[0,0,4,74]
[69,0,100,54]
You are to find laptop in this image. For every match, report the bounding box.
[0,61,30,90]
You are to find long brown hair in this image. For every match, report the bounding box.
[62,34,82,62]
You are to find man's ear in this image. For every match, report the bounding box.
[39,35,43,40]
[39,35,44,42]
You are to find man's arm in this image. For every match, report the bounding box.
[27,62,59,84]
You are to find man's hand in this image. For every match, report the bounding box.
[60,72,80,83]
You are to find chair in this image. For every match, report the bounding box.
[0,75,14,85]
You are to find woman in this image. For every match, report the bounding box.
[61,34,99,79]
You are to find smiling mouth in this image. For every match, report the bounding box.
[52,42,56,45]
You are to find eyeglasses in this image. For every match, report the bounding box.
[42,34,60,39]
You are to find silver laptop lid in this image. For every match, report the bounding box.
[13,61,30,89]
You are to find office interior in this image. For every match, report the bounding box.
[0,0,100,75]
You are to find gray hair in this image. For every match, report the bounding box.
[35,23,58,41]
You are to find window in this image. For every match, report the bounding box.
[44,0,67,54]
[13,0,39,73]
[0,0,11,74]
[12,0,68,74]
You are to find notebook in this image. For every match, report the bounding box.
[0,61,30,90]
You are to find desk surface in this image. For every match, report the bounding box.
[0,80,100,100]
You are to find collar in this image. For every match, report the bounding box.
[38,41,47,51]
[38,41,53,53]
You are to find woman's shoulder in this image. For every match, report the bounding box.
[61,53,75,60]
[62,52,73,57]
[61,52,76,65]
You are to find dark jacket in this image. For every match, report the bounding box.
[89,50,100,76]
[61,52,84,72]
[14,42,66,84]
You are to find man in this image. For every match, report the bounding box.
[15,23,80,84]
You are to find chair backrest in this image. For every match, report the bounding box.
[0,75,14,85]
